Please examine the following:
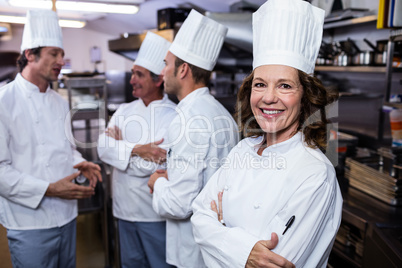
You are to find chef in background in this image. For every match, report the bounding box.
[0,9,101,268]
[97,31,176,268]
[191,0,342,267]
[146,9,237,268]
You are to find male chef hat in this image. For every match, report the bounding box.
[135,31,171,75]
[21,9,63,52]
[252,0,325,74]
[169,9,228,71]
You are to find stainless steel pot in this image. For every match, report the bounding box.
[353,51,374,66]
[365,38,387,66]
[317,41,336,65]
[334,51,352,66]
[332,42,351,66]
[350,38,374,66]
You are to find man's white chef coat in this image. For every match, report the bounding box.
[0,74,85,230]
[97,94,177,222]
[191,132,343,267]
[152,87,239,268]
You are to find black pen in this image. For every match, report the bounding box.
[282,215,295,235]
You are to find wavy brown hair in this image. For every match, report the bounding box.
[235,69,338,150]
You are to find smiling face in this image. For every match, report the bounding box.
[130,64,162,105]
[250,64,303,144]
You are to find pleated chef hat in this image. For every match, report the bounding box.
[21,9,63,52]
[252,0,325,74]
[135,31,171,75]
[169,9,228,71]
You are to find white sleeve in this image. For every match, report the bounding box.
[152,131,210,220]
[191,164,260,267]
[0,114,49,209]
[126,120,171,177]
[271,167,342,267]
[191,158,342,268]
[97,108,134,171]
[126,156,161,177]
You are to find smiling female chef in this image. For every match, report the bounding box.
[191,0,343,267]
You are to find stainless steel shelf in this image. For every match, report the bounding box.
[323,15,377,30]
[71,109,102,121]
[315,65,387,73]
[384,102,402,109]
[64,76,106,88]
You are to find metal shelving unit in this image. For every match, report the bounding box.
[318,15,402,268]
[323,14,377,30]
[384,30,402,101]
[315,65,387,72]
[64,76,108,159]
[64,76,113,267]
[65,76,108,128]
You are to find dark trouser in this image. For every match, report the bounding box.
[7,219,76,268]
[118,219,174,268]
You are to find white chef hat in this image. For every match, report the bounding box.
[169,9,228,71]
[252,0,325,74]
[135,31,171,75]
[21,9,63,52]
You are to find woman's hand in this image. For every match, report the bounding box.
[211,191,225,226]
[246,233,295,268]
[210,191,294,267]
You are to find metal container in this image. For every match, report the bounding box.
[350,38,374,66]
[352,51,374,66]
[375,39,388,65]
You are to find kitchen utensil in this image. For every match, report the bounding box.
[364,38,384,66]
[317,41,335,65]
[333,41,351,66]
[349,38,374,66]
[375,39,388,66]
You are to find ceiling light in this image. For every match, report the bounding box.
[8,0,140,14]
[0,15,86,28]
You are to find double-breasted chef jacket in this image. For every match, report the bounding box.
[192,132,343,267]
[152,87,239,268]
[0,73,86,230]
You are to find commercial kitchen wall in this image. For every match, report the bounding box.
[0,24,133,73]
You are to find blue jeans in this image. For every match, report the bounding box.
[7,219,76,268]
[118,219,174,268]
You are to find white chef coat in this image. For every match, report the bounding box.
[97,94,177,222]
[191,132,343,268]
[0,74,86,230]
[152,87,239,268]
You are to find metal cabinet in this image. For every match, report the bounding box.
[64,76,114,267]
[64,76,108,161]
[384,29,402,107]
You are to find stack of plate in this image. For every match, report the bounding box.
[345,157,402,206]
[334,221,365,258]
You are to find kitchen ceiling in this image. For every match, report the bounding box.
[0,0,265,36]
